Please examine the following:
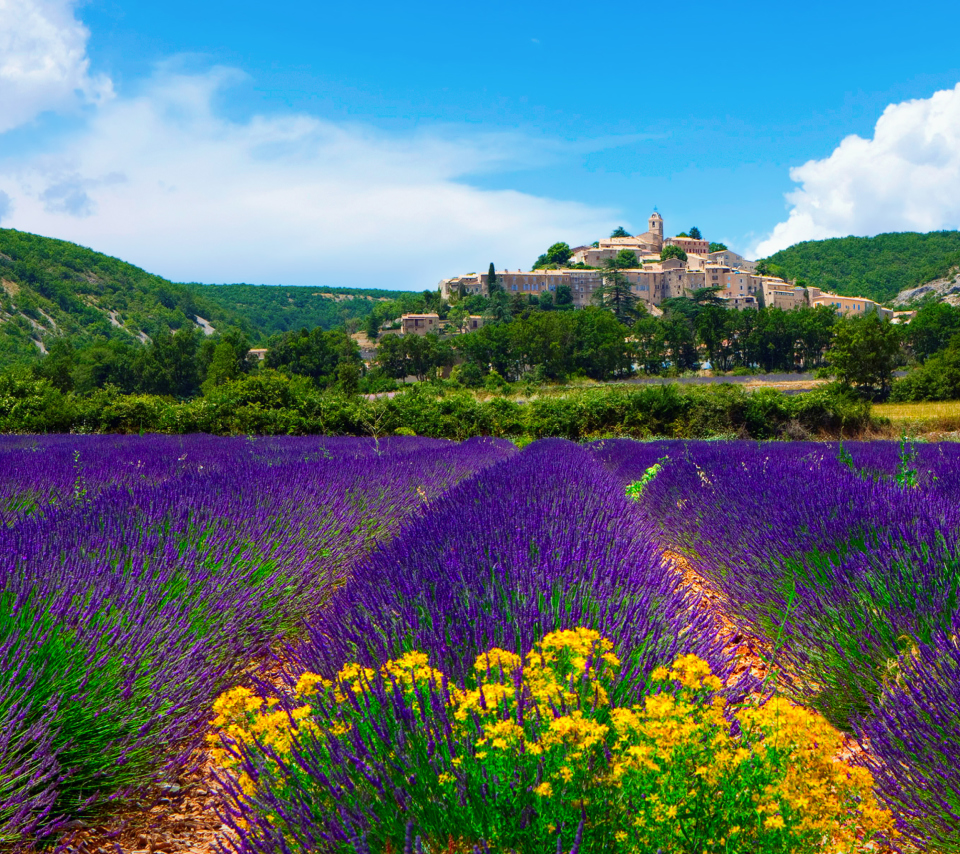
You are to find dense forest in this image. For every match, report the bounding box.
[760,231,960,303]
[188,283,419,337]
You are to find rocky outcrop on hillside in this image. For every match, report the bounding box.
[893,269,960,307]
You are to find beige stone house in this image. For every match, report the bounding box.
[400,313,440,335]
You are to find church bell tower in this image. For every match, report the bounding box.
[648,210,664,247]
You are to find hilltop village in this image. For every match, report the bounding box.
[433,212,894,326]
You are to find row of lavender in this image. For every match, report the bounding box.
[591,438,960,850]
[0,435,515,847]
[217,440,735,852]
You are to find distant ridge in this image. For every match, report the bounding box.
[188,282,417,337]
[760,231,960,304]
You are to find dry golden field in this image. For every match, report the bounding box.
[874,400,960,420]
[873,400,960,436]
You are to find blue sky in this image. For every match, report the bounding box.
[1,0,960,288]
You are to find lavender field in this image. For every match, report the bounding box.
[3,435,960,853]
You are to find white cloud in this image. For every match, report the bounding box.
[754,83,960,257]
[0,0,112,132]
[0,67,618,288]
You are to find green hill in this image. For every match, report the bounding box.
[188,283,414,338]
[760,231,960,304]
[0,229,416,367]
[0,229,249,364]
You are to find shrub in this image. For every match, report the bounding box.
[212,632,894,854]
[890,340,960,401]
[297,440,723,692]
[0,435,514,845]
[862,628,960,851]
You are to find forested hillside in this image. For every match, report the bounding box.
[188,283,415,337]
[760,231,960,303]
[0,229,246,365]
[0,229,417,367]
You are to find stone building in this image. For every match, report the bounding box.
[400,313,440,335]
[437,209,890,319]
[664,235,710,256]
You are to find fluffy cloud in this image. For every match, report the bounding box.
[0,67,617,287]
[754,83,960,257]
[0,0,112,132]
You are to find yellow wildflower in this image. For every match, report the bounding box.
[294,672,331,696]
[474,648,522,677]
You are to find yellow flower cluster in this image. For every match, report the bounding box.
[605,665,896,852]
[380,650,448,693]
[651,653,723,692]
[208,686,317,796]
[738,698,897,845]
[332,661,376,701]
[209,630,895,853]
[451,636,893,852]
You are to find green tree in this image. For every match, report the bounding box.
[265,327,359,386]
[825,314,901,399]
[793,306,837,370]
[71,340,139,394]
[573,308,632,379]
[691,287,724,307]
[484,290,512,325]
[375,333,408,380]
[891,335,960,401]
[36,338,75,392]
[661,315,699,373]
[202,340,244,392]
[709,242,728,253]
[632,315,668,375]
[336,361,361,395]
[509,293,528,317]
[610,226,630,238]
[448,304,469,333]
[136,326,202,398]
[689,227,702,240]
[661,245,688,263]
[487,262,503,295]
[202,327,252,386]
[695,304,729,371]
[614,249,640,268]
[365,312,380,340]
[593,262,638,326]
[555,284,573,309]
[533,242,572,269]
[903,301,960,362]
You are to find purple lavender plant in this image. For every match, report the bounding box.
[861,625,960,852]
[619,438,960,728]
[0,435,512,846]
[296,439,728,698]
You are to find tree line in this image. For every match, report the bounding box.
[18,264,960,407]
